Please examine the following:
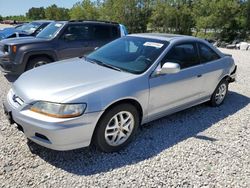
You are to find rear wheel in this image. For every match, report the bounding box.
[26,57,51,71]
[94,103,139,152]
[210,79,228,107]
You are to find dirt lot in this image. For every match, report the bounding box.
[0,24,13,29]
[0,49,249,187]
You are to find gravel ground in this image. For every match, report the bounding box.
[0,49,250,188]
[0,24,13,29]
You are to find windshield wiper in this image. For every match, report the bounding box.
[86,57,122,72]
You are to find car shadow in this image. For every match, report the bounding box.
[27,91,250,176]
[4,73,19,83]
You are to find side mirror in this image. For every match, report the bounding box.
[63,33,74,41]
[158,62,180,75]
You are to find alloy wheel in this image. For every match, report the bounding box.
[104,111,135,146]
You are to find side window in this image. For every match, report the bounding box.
[62,24,92,41]
[199,43,220,63]
[111,25,119,39]
[92,25,111,40]
[162,43,199,69]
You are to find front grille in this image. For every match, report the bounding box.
[12,94,24,106]
[8,89,25,108]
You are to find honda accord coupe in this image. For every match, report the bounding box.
[3,34,237,152]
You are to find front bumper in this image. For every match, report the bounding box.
[0,53,24,74]
[3,90,103,151]
[229,65,237,82]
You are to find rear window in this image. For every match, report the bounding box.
[92,24,119,40]
[199,43,220,63]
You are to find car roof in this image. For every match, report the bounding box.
[129,33,199,42]
[31,20,54,24]
[55,20,120,25]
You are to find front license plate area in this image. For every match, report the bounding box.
[3,104,14,124]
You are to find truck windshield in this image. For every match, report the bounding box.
[36,22,64,39]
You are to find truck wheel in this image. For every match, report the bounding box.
[94,103,139,152]
[26,57,51,71]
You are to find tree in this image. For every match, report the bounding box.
[26,7,45,20]
[45,4,70,20]
[150,0,194,35]
[193,0,242,41]
[69,0,100,20]
[246,0,250,31]
[100,0,152,33]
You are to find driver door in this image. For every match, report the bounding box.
[148,42,205,119]
[57,24,93,60]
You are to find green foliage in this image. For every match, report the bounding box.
[0,15,3,21]
[26,7,45,20]
[150,1,194,35]
[100,0,152,33]
[2,0,250,41]
[45,4,70,20]
[3,15,28,22]
[246,0,250,31]
[69,0,99,20]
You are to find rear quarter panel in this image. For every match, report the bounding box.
[202,56,235,96]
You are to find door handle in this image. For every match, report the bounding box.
[197,74,202,78]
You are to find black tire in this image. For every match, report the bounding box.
[94,103,140,152]
[210,79,229,107]
[26,57,51,71]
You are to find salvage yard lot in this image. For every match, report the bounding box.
[0,49,249,187]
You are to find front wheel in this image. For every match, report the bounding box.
[94,104,139,152]
[26,57,51,71]
[210,79,228,107]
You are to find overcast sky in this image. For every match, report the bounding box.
[0,0,81,16]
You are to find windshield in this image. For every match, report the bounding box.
[36,22,64,39]
[18,22,41,34]
[0,33,5,40]
[87,36,169,74]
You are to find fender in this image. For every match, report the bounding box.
[22,50,58,69]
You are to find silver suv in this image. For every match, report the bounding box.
[4,34,237,152]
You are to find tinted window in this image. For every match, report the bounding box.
[162,43,199,69]
[199,43,220,63]
[87,36,169,74]
[62,24,92,41]
[111,25,119,39]
[92,25,110,40]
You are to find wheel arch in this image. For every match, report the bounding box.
[90,98,144,144]
[23,51,57,70]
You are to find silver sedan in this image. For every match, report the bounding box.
[3,34,237,152]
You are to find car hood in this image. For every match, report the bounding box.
[1,36,47,45]
[13,58,134,103]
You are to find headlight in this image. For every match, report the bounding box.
[30,101,87,118]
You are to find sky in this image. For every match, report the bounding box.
[0,0,81,16]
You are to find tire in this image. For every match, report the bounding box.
[210,79,229,107]
[94,103,140,152]
[26,57,51,71]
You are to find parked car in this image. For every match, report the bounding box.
[0,20,52,40]
[3,34,237,152]
[0,20,128,74]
